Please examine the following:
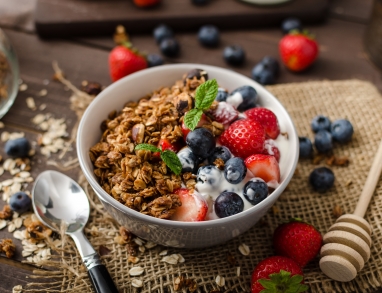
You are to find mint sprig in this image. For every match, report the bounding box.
[184,79,218,130]
[134,143,182,175]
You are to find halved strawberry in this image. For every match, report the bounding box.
[245,154,280,183]
[181,113,210,141]
[263,139,280,162]
[207,101,239,125]
[171,188,208,222]
[153,138,183,157]
[244,107,280,139]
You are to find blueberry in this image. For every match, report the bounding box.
[311,115,331,133]
[299,137,313,158]
[184,68,208,82]
[224,157,247,184]
[243,178,268,205]
[314,130,333,153]
[191,0,209,4]
[261,56,280,76]
[4,137,31,158]
[281,17,303,34]
[159,38,180,57]
[147,54,164,67]
[251,67,275,85]
[197,165,222,189]
[227,85,258,112]
[9,191,31,214]
[223,45,246,66]
[215,88,229,102]
[198,25,220,47]
[208,146,232,164]
[153,24,174,44]
[331,119,354,143]
[309,167,335,193]
[177,147,200,174]
[214,191,244,218]
[186,128,216,159]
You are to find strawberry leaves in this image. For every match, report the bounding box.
[184,79,218,130]
[258,270,308,293]
[135,143,182,175]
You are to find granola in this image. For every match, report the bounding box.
[90,72,222,219]
[0,238,16,258]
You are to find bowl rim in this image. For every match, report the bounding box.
[77,63,299,228]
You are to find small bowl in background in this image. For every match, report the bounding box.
[77,64,298,248]
[0,29,19,119]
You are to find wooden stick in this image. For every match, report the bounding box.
[353,139,382,217]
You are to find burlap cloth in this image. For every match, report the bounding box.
[24,79,382,293]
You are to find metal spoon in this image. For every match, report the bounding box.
[32,170,119,293]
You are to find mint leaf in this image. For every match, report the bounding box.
[161,150,182,175]
[184,108,203,131]
[135,143,161,153]
[195,79,218,110]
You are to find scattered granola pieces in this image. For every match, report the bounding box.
[333,205,343,218]
[345,179,353,186]
[226,252,237,266]
[174,275,185,291]
[25,220,52,242]
[98,245,111,256]
[0,238,16,258]
[0,205,13,220]
[128,255,140,264]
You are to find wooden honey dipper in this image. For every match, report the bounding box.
[320,139,382,282]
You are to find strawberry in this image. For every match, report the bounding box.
[263,139,280,162]
[245,154,280,183]
[153,138,183,158]
[279,33,318,72]
[133,0,161,7]
[109,44,147,82]
[251,256,308,293]
[208,101,239,125]
[273,219,323,267]
[244,107,280,139]
[220,119,265,159]
[171,188,208,222]
[181,113,210,141]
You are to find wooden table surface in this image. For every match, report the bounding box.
[1,0,382,292]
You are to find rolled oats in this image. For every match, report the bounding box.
[238,243,250,256]
[129,266,144,276]
[131,278,143,288]
[215,275,225,287]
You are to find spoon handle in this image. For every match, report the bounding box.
[87,262,120,293]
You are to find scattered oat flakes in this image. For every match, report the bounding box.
[39,103,47,111]
[129,266,144,276]
[19,84,28,91]
[238,243,250,256]
[161,254,180,265]
[12,285,23,293]
[145,241,157,249]
[236,266,240,277]
[1,131,9,141]
[159,249,168,256]
[131,278,143,288]
[39,89,48,96]
[0,219,6,230]
[215,275,225,287]
[26,97,36,110]
[0,121,4,128]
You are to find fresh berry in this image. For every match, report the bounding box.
[159,38,180,57]
[198,25,220,47]
[245,154,280,184]
[133,0,160,7]
[224,157,247,184]
[208,101,239,125]
[273,219,323,267]
[177,147,200,174]
[153,24,173,44]
[186,127,216,159]
[9,192,31,214]
[244,107,280,139]
[251,256,308,293]
[154,138,182,157]
[208,146,232,165]
[109,45,148,82]
[223,45,246,66]
[314,130,333,153]
[214,191,244,218]
[4,137,31,158]
[263,139,281,162]
[184,68,209,82]
[309,167,335,193]
[196,165,222,194]
[299,137,313,159]
[220,119,265,159]
[147,53,164,67]
[181,113,209,141]
[243,178,268,205]
[279,33,318,72]
[311,115,331,132]
[191,0,209,5]
[281,17,303,34]
[215,87,229,102]
[227,85,258,112]
[171,188,208,222]
[331,119,353,143]
[251,56,280,85]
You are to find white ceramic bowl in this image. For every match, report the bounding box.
[77,64,298,248]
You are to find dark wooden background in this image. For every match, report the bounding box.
[1,0,382,292]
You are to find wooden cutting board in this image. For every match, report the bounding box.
[35,0,329,38]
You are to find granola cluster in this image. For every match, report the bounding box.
[90,72,223,219]
[0,238,15,258]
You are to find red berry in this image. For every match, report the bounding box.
[251,256,308,293]
[244,107,280,139]
[245,154,280,183]
[153,138,183,158]
[208,102,239,125]
[279,33,318,72]
[133,0,160,7]
[171,188,208,222]
[273,219,322,267]
[109,46,148,82]
[220,119,265,159]
[263,139,280,162]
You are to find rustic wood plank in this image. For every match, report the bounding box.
[34,0,328,38]
[329,0,373,24]
[0,259,31,293]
